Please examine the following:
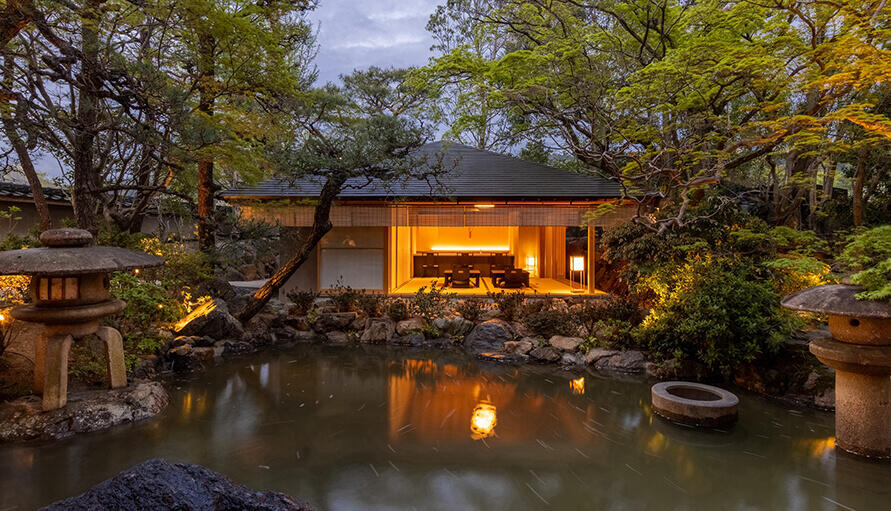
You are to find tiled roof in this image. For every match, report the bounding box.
[223,141,621,201]
[0,181,70,203]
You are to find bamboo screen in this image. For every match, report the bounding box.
[240,203,636,228]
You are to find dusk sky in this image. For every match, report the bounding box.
[308,0,440,84]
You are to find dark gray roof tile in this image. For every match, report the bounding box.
[223,141,620,201]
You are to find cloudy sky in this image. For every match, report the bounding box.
[308,0,439,84]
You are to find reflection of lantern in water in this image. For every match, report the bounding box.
[570,377,585,395]
[471,402,497,440]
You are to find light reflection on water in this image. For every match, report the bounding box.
[0,345,889,510]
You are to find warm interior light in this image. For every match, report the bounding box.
[570,377,585,395]
[0,313,5,322]
[474,204,495,209]
[429,245,510,252]
[133,268,140,275]
[570,256,585,272]
[470,402,497,440]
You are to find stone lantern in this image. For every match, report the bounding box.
[0,228,162,411]
[781,284,891,459]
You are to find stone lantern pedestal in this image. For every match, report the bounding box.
[0,229,162,411]
[782,284,891,459]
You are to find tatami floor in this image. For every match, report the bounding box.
[391,277,606,296]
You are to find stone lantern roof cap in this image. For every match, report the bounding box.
[0,228,163,276]
[781,284,891,319]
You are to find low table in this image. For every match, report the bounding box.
[443,270,481,287]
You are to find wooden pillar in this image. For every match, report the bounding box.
[97,326,127,389]
[587,226,596,294]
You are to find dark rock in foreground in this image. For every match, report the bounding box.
[0,382,168,442]
[41,458,313,511]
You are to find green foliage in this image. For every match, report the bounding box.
[487,290,526,321]
[411,284,454,320]
[385,298,410,322]
[68,343,108,386]
[638,260,795,374]
[582,319,640,351]
[109,272,179,333]
[837,225,891,271]
[839,225,891,302]
[456,297,487,322]
[0,231,39,252]
[326,281,361,313]
[356,293,384,318]
[571,297,644,337]
[851,258,891,302]
[522,301,578,339]
[286,289,318,315]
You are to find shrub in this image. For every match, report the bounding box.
[109,272,179,333]
[637,259,794,374]
[571,297,643,336]
[286,289,318,315]
[328,281,361,312]
[523,304,578,338]
[456,297,487,322]
[487,290,526,321]
[356,293,384,317]
[412,284,454,320]
[386,298,410,321]
[584,319,640,350]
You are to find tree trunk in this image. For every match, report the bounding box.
[196,31,216,251]
[72,0,101,232]
[2,57,51,230]
[234,173,346,323]
[852,147,866,226]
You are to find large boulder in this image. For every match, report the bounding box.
[360,318,396,343]
[585,348,618,365]
[0,382,168,442]
[174,299,244,340]
[548,335,583,351]
[396,317,426,336]
[325,331,350,344]
[432,316,475,337]
[529,346,561,363]
[312,312,357,333]
[503,338,535,355]
[41,458,313,511]
[595,350,646,373]
[463,319,514,352]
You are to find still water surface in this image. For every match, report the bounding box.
[1,345,889,510]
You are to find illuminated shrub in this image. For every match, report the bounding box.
[638,260,794,374]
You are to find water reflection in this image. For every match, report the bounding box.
[569,377,585,395]
[470,402,497,440]
[0,345,889,511]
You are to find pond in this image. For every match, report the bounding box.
[1,345,889,510]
